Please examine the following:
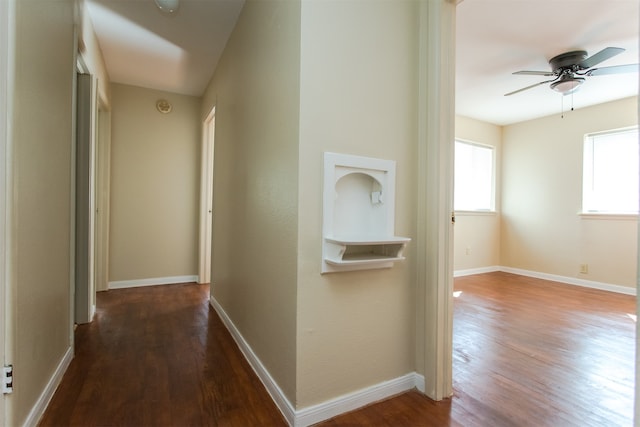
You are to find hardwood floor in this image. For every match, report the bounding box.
[38,283,287,427]
[319,272,636,427]
[39,273,635,426]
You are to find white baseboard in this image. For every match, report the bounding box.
[295,372,423,427]
[108,275,198,290]
[498,266,636,296]
[209,296,424,427]
[454,266,500,277]
[26,346,73,427]
[209,297,297,425]
[454,265,636,296]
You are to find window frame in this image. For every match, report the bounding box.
[581,126,639,216]
[454,138,497,213]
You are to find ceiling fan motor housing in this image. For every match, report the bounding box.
[549,50,588,73]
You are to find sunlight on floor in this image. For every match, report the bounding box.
[626,313,637,322]
[453,291,462,298]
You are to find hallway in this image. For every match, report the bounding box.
[39,273,636,426]
[38,283,286,426]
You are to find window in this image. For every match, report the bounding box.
[454,140,495,211]
[582,127,639,214]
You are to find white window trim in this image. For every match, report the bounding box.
[454,138,496,212]
[579,212,639,221]
[581,126,639,215]
[455,210,498,216]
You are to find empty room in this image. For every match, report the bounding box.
[2,0,638,426]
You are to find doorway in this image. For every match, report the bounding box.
[199,107,215,284]
[75,72,97,324]
[94,104,110,293]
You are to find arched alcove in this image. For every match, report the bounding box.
[322,152,410,274]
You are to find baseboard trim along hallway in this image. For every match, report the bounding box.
[26,346,73,427]
[36,278,633,425]
[108,275,198,289]
[209,297,296,424]
[209,296,425,427]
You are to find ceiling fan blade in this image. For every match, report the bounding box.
[579,47,625,69]
[586,63,639,76]
[513,70,555,76]
[504,78,558,96]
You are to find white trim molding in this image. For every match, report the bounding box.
[295,373,424,427]
[198,106,215,285]
[455,266,636,296]
[0,0,14,424]
[25,346,73,427]
[108,275,198,290]
[210,296,425,427]
[499,266,637,296]
[414,0,456,400]
[209,297,296,425]
[454,266,500,277]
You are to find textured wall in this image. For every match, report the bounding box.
[201,0,301,403]
[454,115,502,272]
[109,84,200,283]
[502,97,638,288]
[296,0,418,408]
[9,0,74,424]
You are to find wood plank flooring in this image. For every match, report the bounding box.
[38,283,287,427]
[39,273,636,426]
[319,272,636,426]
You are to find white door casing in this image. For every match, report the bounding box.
[415,0,456,400]
[74,72,97,324]
[0,0,14,421]
[94,106,111,293]
[199,107,215,284]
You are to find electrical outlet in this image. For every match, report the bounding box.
[580,264,589,274]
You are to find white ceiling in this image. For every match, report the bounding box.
[457,0,639,125]
[86,0,639,125]
[86,0,245,97]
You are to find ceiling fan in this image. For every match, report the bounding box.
[504,47,639,96]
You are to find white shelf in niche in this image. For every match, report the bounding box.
[322,152,411,274]
[324,236,411,269]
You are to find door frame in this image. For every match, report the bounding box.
[0,0,13,421]
[94,103,111,293]
[636,61,640,424]
[198,105,216,283]
[198,107,215,284]
[74,70,97,324]
[415,0,456,400]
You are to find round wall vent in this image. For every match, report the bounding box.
[156,99,172,114]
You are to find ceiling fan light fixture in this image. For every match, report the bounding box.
[550,76,584,95]
[154,0,179,14]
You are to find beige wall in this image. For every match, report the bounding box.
[455,100,638,290]
[502,97,638,288]
[8,0,75,424]
[296,0,417,407]
[454,116,502,272]
[203,0,431,410]
[201,0,301,402]
[109,84,200,283]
